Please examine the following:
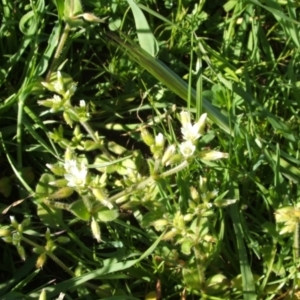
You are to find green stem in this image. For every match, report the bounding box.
[93,160,189,212]
[193,216,206,293]
[46,24,71,82]
[294,222,299,261]
[80,120,113,160]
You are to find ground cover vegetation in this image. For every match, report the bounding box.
[1,0,300,299]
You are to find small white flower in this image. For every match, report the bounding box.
[180,111,207,142]
[181,123,201,142]
[179,140,196,158]
[64,160,88,188]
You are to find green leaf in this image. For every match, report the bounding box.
[35,174,56,198]
[64,0,83,18]
[96,209,119,223]
[126,0,158,57]
[69,200,91,221]
[27,232,165,299]
[37,202,63,228]
[54,0,65,20]
[107,33,231,134]
[0,177,12,197]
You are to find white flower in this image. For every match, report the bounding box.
[180,111,207,142]
[181,123,201,142]
[179,140,196,158]
[64,160,88,188]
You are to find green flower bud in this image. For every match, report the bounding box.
[49,187,74,199]
[56,236,70,244]
[17,245,26,261]
[190,186,200,202]
[39,289,47,300]
[197,113,207,135]
[91,217,101,242]
[82,13,104,23]
[164,153,182,166]
[48,179,69,188]
[163,228,178,240]
[140,128,155,146]
[17,224,23,234]
[10,216,18,228]
[36,253,47,269]
[0,228,11,237]
[198,150,229,161]
[45,228,51,241]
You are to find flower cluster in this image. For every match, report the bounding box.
[179,111,206,158]
[141,110,228,166]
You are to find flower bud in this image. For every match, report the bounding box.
[196,113,207,135]
[162,144,176,166]
[92,188,113,209]
[55,71,64,94]
[49,187,74,199]
[163,228,178,240]
[0,228,11,237]
[91,217,101,242]
[17,245,26,261]
[198,150,229,161]
[56,236,70,244]
[45,228,51,241]
[48,179,69,187]
[164,153,182,166]
[17,224,23,234]
[36,253,47,269]
[140,128,154,146]
[39,289,47,300]
[190,186,200,202]
[10,216,18,229]
[183,213,194,222]
[82,13,101,22]
[41,81,55,92]
[64,148,73,161]
[180,111,191,127]
[155,133,165,148]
